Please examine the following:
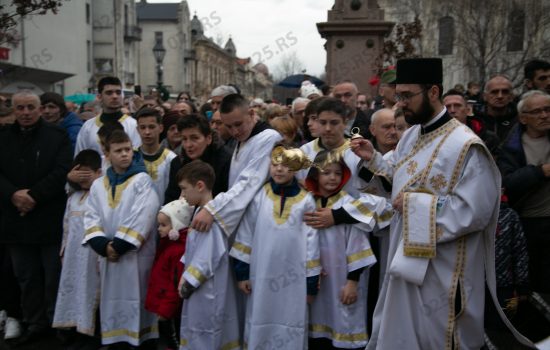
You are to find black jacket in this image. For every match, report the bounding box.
[0,119,73,244]
[497,124,550,207]
[164,142,232,204]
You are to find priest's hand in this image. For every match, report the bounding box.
[392,192,404,214]
[191,208,214,232]
[304,208,334,229]
[340,280,358,305]
[306,295,315,305]
[350,138,374,161]
[238,280,252,295]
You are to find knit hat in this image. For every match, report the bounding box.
[159,199,193,240]
[211,85,238,98]
[300,81,322,99]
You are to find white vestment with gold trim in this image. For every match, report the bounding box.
[83,173,159,346]
[205,129,282,237]
[75,115,141,155]
[309,191,379,349]
[230,184,321,350]
[142,147,176,204]
[53,191,100,336]
[364,118,512,350]
[179,220,241,350]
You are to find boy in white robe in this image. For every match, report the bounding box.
[230,146,321,350]
[176,160,240,350]
[53,150,102,348]
[135,107,177,204]
[305,151,389,349]
[75,76,141,155]
[82,130,159,348]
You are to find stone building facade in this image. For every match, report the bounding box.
[378,0,550,89]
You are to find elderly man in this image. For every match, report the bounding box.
[443,89,499,155]
[0,91,72,346]
[480,75,518,142]
[351,58,531,349]
[524,59,550,94]
[499,90,550,294]
[210,85,238,112]
[332,80,370,138]
[291,97,309,144]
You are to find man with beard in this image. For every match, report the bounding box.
[351,58,533,349]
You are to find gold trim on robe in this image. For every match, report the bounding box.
[264,184,308,225]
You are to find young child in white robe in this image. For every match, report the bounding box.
[83,130,159,348]
[305,151,381,350]
[177,160,240,350]
[53,150,102,349]
[230,146,321,350]
[145,199,193,350]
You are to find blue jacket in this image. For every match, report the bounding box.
[60,111,83,150]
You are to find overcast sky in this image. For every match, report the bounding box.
[147,0,333,77]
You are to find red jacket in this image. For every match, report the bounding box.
[145,228,187,319]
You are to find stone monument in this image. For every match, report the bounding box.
[317,0,393,95]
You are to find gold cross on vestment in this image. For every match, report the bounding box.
[429,174,448,192]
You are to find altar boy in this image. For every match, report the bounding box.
[83,130,159,347]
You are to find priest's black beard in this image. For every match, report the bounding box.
[403,93,434,125]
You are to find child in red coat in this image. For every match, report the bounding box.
[145,199,192,350]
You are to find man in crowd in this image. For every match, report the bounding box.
[498,90,550,294]
[524,59,550,94]
[209,85,238,112]
[0,90,72,346]
[443,89,499,155]
[332,80,370,138]
[351,58,531,349]
[480,75,518,142]
[75,76,141,155]
[291,97,309,144]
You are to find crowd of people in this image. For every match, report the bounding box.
[0,57,549,350]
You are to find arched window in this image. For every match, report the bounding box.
[438,16,454,56]
[507,6,525,52]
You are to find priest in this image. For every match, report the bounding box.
[350,58,533,349]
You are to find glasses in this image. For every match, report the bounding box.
[395,89,425,103]
[522,106,550,117]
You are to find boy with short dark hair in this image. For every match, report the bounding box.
[53,150,102,349]
[83,130,159,348]
[135,107,176,204]
[176,160,240,350]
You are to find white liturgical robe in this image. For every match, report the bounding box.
[75,114,141,155]
[83,173,159,346]
[230,183,321,350]
[53,191,100,336]
[364,116,533,349]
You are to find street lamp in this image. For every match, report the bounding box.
[152,38,166,87]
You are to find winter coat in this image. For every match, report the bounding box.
[164,141,231,204]
[497,124,550,207]
[59,111,83,151]
[0,119,73,244]
[145,228,187,319]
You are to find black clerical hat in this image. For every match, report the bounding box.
[395,58,443,84]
